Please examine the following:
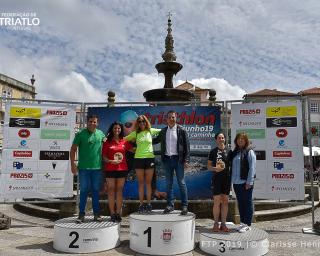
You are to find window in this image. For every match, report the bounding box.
[311,123,320,136]
[310,102,319,113]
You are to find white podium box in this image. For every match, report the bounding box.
[130,210,195,255]
[53,216,120,253]
[199,223,269,256]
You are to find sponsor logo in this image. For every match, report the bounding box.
[40,129,70,139]
[271,186,296,192]
[239,109,261,115]
[277,139,288,149]
[161,229,173,243]
[9,118,40,128]
[273,151,292,157]
[236,129,265,139]
[8,185,34,191]
[46,110,68,116]
[43,173,63,181]
[20,140,27,147]
[48,141,61,150]
[39,151,69,160]
[18,129,30,138]
[254,150,266,160]
[266,106,297,117]
[10,107,41,118]
[276,129,288,138]
[52,162,57,170]
[274,162,284,171]
[10,173,33,179]
[44,120,68,127]
[13,150,32,157]
[238,121,262,127]
[266,117,297,128]
[272,173,295,179]
[13,161,24,169]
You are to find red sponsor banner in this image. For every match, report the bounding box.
[13,151,32,157]
[10,173,33,179]
[273,151,292,157]
[272,173,295,179]
[276,129,288,138]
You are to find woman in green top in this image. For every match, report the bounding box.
[125,115,161,213]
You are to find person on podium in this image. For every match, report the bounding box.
[229,133,256,233]
[70,115,105,224]
[207,133,231,232]
[153,110,190,215]
[125,115,161,213]
[102,122,134,222]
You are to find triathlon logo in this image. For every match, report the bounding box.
[0,12,40,31]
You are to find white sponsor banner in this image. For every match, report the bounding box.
[37,172,66,183]
[5,139,39,150]
[8,128,40,140]
[0,103,76,201]
[4,159,38,172]
[38,160,69,172]
[39,140,71,151]
[3,173,37,182]
[231,101,304,200]
[40,116,71,129]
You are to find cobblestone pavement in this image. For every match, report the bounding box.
[0,204,319,256]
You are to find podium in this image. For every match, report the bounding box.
[53,216,120,253]
[199,223,269,256]
[130,210,195,255]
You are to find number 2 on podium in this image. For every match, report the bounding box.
[143,227,151,247]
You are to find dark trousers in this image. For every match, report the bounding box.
[233,183,253,226]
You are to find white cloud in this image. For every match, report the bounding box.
[118,73,164,102]
[118,73,245,102]
[177,78,246,101]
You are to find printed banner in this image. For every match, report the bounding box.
[231,101,304,200]
[88,106,221,199]
[0,103,76,201]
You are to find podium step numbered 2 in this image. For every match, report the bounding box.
[53,216,120,253]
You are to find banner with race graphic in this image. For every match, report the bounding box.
[231,101,305,200]
[88,106,221,199]
[0,103,76,201]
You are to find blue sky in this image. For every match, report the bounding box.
[0,0,320,102]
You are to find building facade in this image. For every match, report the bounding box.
[0,73,36,147]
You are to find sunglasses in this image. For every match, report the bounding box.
[138,120,146,124]
[124,122,133,128]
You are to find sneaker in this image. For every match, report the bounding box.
[145,203,152,213]
[163,206,174,214]
[213,222,220,232]
[235,223,246,232]
[76,214,85,224]
[115,213,122,222]
[138,204,145,214]
[94,214,103,222]
[110,214,117,222]
[220,223,230,232]
[238,224,251,233]
[181,206,188,215]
